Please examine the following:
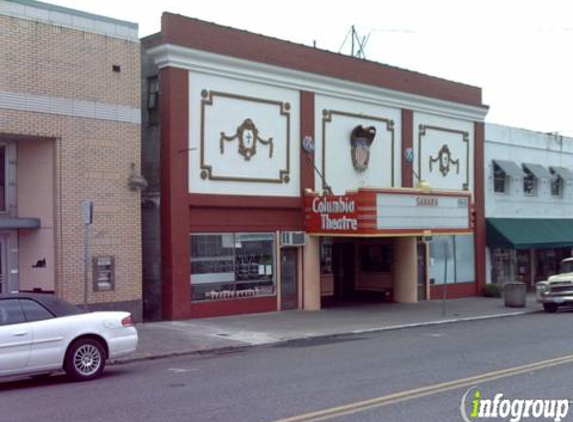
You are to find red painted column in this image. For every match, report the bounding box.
[300,91,315,311]
[300,91,315,192]
[401,109,414,188]
[474,122,486,294]
[160,67,191,320]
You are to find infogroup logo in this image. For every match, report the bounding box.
[460,387,570,422]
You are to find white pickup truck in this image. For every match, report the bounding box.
[536,257,573,313]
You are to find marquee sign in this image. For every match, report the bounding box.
[304,188,472,236]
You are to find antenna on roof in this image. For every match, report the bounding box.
[339,25,370,59]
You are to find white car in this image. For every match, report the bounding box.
[0,293,138,381]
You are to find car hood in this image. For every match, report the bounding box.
[547,272,573,283]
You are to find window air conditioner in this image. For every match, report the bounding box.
[280,231,306,247]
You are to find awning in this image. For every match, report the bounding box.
[487,218,573,249]
[492,160,523,178]
[550,166,573,181]
[0,217,40,229]
[523,163,551,179]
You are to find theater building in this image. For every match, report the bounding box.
[485,124,573,288]
[142,13,488,320]
[0,0,143,319]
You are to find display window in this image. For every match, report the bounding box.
[429,235,475,284]
[190,233,276,301]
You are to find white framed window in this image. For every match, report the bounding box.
[493,163,508,193]
[146,76,159,126]
[550,168,563,197]
[523,166,537,196]
[0,141,17,215]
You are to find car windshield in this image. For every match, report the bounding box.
[559,260,573,274]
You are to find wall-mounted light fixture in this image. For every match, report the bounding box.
[128,163,148,191]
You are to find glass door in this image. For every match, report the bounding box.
[280,248,298,310]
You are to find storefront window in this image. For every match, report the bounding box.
[536,249,557,281]
[429,235,474,284]
[320,238,333,274]
[491,248,515,284]
[360,243,392,273]
[190,233,275,301]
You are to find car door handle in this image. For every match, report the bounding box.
[13,331,28,337]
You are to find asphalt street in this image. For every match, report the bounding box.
[3,312,573,422]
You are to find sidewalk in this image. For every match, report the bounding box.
[114,294,542,364]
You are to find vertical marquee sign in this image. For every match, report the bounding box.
[304,194,361,235]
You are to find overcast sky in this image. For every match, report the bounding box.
[47,0,573,137]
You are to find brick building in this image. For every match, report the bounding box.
[0,0,143,319]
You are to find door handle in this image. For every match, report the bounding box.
[13,331,27,337]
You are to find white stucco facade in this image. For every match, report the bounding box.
[414,112,475,193]
[484,123,573,285]
[314,95,402,194]
[188,72,301,197]
[485,123,573,218]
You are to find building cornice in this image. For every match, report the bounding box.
[148,44,488,122]
[0,0,139,41]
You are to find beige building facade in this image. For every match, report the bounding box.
[0,0,143,319]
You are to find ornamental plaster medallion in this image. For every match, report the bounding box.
[220,118,274,161]
[429,144,460,176]
[350,125,376,172]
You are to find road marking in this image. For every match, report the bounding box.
[167,368,197,373]
[270,353,573,422]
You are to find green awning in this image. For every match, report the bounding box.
[492,160,523,178]
[487,218,573,249]
[523,163,551,179]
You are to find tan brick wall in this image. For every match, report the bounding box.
[0,14,142,306]
[0,15,140,108]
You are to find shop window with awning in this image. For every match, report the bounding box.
[522,163,550,196]
[487,218,573,250]
[492,160,523,193]
[549,166,573,197]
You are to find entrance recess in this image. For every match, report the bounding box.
[0,235,4,294]
[417,242,427,301]
[333,242,355,300]
[281,248,298,310]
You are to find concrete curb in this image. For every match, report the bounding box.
[110,308,540,366]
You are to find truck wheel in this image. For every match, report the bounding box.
[543,303,558,313]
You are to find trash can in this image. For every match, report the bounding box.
[504,282,526,308]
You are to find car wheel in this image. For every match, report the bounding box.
[543,303,558,313]
[64,338,106,381]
